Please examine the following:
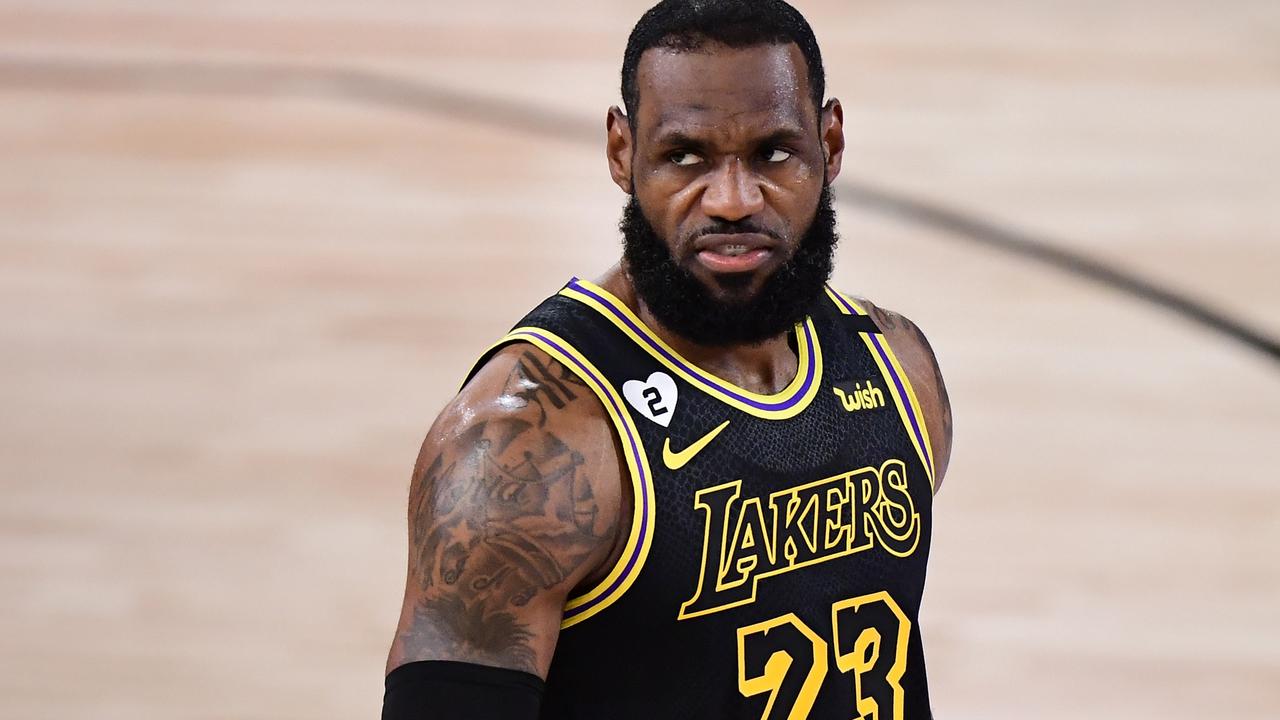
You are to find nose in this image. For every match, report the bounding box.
[701,158,765,223]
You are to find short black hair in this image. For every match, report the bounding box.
[621,0,826,119]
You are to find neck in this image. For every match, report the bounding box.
[595,265,800,395]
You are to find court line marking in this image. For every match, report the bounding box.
[3,54,1275,366]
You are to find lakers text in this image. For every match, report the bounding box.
[679,459,921,619]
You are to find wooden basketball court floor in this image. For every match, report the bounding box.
[1,1,1277,717]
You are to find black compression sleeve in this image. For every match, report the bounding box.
[382,660,545,720]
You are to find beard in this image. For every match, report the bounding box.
[620,186,838,347]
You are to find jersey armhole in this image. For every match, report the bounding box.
[465,327,656,629]
[823,287,938,493]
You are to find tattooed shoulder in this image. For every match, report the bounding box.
[390,343,623,676]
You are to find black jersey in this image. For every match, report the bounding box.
[471,278,937,720]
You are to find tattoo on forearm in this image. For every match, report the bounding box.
[398,351,612,673]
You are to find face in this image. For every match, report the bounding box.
[608,42,846,346]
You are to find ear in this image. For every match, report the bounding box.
[820,99,845,183]
[606,106,635,195]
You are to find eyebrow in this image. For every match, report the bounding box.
[757,127,809,146]
[650,126,810,151]
[650,130,710,150]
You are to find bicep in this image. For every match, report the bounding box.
[388,346,623,677]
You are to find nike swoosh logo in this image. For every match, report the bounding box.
[662,420,731,471]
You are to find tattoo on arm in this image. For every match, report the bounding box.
[395,350,614,674]
[503,350,590,427]
[871,305,897,331]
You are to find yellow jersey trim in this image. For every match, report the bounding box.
[560,279,823,420]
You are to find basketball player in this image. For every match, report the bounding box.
[383,1,952,717]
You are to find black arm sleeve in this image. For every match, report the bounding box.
[382,660,545,720]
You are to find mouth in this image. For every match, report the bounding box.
[692,233,778,274]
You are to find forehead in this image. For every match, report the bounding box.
[633,42,815,137]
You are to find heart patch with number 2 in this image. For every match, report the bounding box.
[623,372,678,427]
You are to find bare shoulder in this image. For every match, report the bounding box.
[853,297,954,490]
[387,343,625,677]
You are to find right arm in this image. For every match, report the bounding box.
[386,343,625,678]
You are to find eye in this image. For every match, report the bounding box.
[762,148,793,163]
[670,152,703,167]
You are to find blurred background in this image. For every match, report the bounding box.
[2,1,1278,718]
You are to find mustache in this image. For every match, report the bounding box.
[689,219,784,243]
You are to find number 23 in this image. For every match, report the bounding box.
[736,591,911,720]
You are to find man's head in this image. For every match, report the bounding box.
[607,0,846,347]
